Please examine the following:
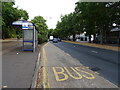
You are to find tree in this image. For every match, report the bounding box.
[31,16,48,43]
[31,16,47,34]
[56,13,78,40]
[48,28,54,37]
[55,2,120,44]
[74,2,120,44]
[2,2,29,39]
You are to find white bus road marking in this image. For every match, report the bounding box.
[91,50,98,53]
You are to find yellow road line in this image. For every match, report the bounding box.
[86,67,89,69]
[42,43,50,89]
[44,43,51,89]
[94,72,100,75]
[62,40,120,52]
[44,42,49,47]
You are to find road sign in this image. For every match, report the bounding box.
[22,22,28,29]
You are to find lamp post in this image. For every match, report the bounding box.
[111,23,120,47]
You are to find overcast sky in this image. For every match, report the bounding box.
[14,0,79,29]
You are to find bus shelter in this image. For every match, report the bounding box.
[12,20,38,52]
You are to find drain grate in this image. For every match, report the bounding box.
[90,67,101,71]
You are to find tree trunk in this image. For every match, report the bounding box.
[2,32,5,39]
[104,30,107,44]
[93,34,96,43]
[100,30,103,44]
[89,34,91,43]
[73,34,76,41]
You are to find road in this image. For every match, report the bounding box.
[39,41,119,88]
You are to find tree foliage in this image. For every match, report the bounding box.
[55,2,120,44]
[31,16,47,34]
[31,16,48,43]
[2,2,29,38]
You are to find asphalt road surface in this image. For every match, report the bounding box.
[39,41,119,88]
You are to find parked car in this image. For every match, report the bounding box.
[57,38,61,42]
[53,38,58,43]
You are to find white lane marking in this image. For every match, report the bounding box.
[66,53,71,56]
[37,52,41,65]
[91,51,98,54]
[3,85,8,88]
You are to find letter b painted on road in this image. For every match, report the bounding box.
[52,67,68,81]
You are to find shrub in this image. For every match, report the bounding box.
[38,34,48,44]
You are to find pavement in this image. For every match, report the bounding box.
[2,39,40,88]
[37,41,119,88]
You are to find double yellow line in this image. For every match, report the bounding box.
[42,43,50,89]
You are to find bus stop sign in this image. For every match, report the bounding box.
[22,21,28,29]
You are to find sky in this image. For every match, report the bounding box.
[14,0,79,29]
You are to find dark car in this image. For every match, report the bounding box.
[57,38,61,42]
[53,38,58,43]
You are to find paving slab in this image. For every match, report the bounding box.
[2,40,40,88]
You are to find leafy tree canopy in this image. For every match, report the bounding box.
[2,2,29,38]
[31,16,48,34]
